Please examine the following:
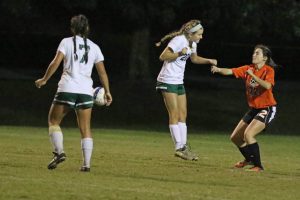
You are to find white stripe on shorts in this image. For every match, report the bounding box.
[156,86,168,90]
[76,101,94,106]
[268,106,276,123]
[54,99,76,105]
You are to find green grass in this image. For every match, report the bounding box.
[0,126,299,200]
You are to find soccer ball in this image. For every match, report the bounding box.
[93,87,106,106]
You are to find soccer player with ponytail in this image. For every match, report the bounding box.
[211,44,278,172]
[35,14,112,172]
[156,20,217,160]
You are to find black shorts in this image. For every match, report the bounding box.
[242,106,277,125]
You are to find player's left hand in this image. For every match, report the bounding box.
[209,59,217,66]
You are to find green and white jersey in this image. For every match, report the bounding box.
[57,36,104,96]
[157,35,197,84]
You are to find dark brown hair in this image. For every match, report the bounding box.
[255,44,279,68]
[70,14,89,63]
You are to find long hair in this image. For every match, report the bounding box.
[70,14,89,63]
[255,44,279,69]
[155,20,202,47]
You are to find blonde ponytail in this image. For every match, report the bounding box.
[155,19,202,47]
[155,30,183,47]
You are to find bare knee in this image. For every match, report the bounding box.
[78,126,92,138]
[244,131,256,144]
[230,133,244,146]
[230,134,236,143]
[230,134,238,144]
[169,111,179,124]
[48,120,60,127]
[178,111,187,122]
[49,125,62,133]
[48,114,63,127]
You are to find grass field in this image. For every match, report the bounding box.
[0,126,299,200]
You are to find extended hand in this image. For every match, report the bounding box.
[211,65,220,74]
[209,59,218,66]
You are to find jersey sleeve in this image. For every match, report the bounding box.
[168,36,184,53]
[232,65,249,79]
[57,39,66,55]
[94,44,104,63]
[265,67,275,86]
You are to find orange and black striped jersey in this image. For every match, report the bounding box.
[232,64,277,109]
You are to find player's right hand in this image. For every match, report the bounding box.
[211,65,220,74]
[105,92,113,106]
[35,78,47,88]
[181,47,188,55]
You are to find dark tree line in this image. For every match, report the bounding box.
[3,0,299,40]
[1,0,300,80]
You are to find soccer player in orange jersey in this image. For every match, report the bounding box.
[211,44,278,172]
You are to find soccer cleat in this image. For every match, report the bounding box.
[184,144,199,161]
[80,166,90,172]
[174,145,199,161]
[175,148,187,159]
[47,152,66,170]
[234,160,254,168]
[245,166,264,172]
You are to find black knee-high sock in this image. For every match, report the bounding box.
[238,146,251,162]
[248,143,263,169]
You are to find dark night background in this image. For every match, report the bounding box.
[0,0,299,134]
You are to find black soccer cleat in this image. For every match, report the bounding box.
[80,166,90,172]
[47,152,66,170]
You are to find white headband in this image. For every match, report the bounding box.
[188,24,203,33]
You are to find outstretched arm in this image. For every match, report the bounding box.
[95,61,112,106]
[190,53,217,65]
[35,51,64,88]
[211,65,233,76]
